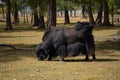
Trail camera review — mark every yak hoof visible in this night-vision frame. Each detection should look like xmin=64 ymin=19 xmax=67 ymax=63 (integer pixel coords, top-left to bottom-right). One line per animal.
xmin=60 ymin=58 xmax=64 ymax=61
xmin=93 ymin=57 xmax=96 ymax=61
xmin=85 ymin=58 xmax=89 ymax=61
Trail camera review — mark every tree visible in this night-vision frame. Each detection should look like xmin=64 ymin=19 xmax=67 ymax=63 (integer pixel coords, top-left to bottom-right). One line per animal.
xmin=33 ymin=6 xmax=39 ymax=26
xmin=28 ymin=0 xmax=47 ymax=28
xmin=109 ymin=1 xmax=114 ymax=25
xmin=5 ymin=0 xmax=12 ymax=30
xmin=64 ymin=0 xmax=70 ymax=24
xmin=87 ymin=0 xmax=95 ymax=24
xmin=96 ymin=3 xmax=103 ymax=25
xmin=0 ymin=2 xmax=5 ymax=19
xmin=12 ymin=0 xmax=19 ymax=24
xmin=47 ymin=0 xmax=56 ymax=26
xmin=108 ymin=0 xmax=120 ymax=25
xmin=38 ymin=0 xmax=47 ymax=29
xmin=81 ymin=4 xmax=86 ymax=18
xmin=27 ymin=0 xmax=39 ymax=26
xmin=56 ymin=0 xmax=64 ymax=18
xmin=38 ymin=16 xmax=45 ymax=29
xmin=103 ymin=0 xmax=111 ymax=26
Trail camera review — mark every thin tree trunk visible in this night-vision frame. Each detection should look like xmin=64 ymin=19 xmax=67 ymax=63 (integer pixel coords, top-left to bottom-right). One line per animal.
xmin=111 ymin=14 xmax=114 ymax=25
xmin=64 ymin=0 xmax=70 ymax=24
xmin=81 ymin=4 xmax=86 ymax=18
xmin=111 ymin=4 xmax=114 ymax=26
xmin=60 ymin=10 xmax=63 ymax=17
xmin=33 ymin=6 xmax=39 ymax=26
xmin=96 ymin=3 xmax=103 ymax=25
xmin=23 ymin=10 xmax=26 ymax=23
xmin=88 ymin=0 xmax=95 ymax=24
xmin=38 ymin=16 xmax=45 ymax=29
xmin=1 ymin=5 xmax=5 ymax=19
xmin=20 ymin=10 xmax=23 ymax=17
xmin=70 ymin=10 xmax=72 ymax=17
xmin=5 ymin=0 xmax=12 ymax=30
xmin=26 ymin=7 xmax=28 ymax=23
xmin=13 ymin=1 xmax=19 ymax=24
xmin=47 ymin=0 xmax=56 ymax=27
xmin=103 ymin=0 xmax=111 ymax=26
xmin=64 ymin=6 xmax=70 ymax=24
xmin=74 ymin=9 xmax=77 ymax=17
xmin=31 ymin=9 xmax=34 ymax=24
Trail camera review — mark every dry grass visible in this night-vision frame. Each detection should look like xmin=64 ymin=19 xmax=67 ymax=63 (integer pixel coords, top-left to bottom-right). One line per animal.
xmin=0 ymin=22 xmax=120 ymax=80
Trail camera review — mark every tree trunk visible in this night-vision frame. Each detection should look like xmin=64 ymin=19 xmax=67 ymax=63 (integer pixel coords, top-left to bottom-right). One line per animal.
xmin=111 ymin=14 xmax=114 ymax=26
xmin=64 ymin=0 xmax=70 ymax=24
xmin=31 ymin=9 xmax=34 ymax=24
xmin=38 ymin=16 xmax=45 ymax=29
xmin=5 ymin=0 xmax=12 ymax=30
xmin=88 ymin=0 xmax=95 ymax=24
xmin=26 ymin=7 xmax=29 ymax=23
xmin=1 ymin=5 xmax=5 ymax=19
xmin=47 ymin=0 xmax=56 ymax=27
xmin=111 ymin=4 xmax=114 ymax=26
xmin=23 ymin=10 xmax=26 ymax=23
xmin=74 ymin=9 xmax=77 ymax=17
xmin=20 ymin=10 xmax=23 ymax=17
xmin=13 ymin=1 xmax=19 ymax=24
xmin=81 ymin=4 xmax=86 ymax=18
xmin=33 ymin=6 xmax=39 ymax=26
xmin=70 ymin=10 xmax=72 ymax=17
xmin=60 ymin=10 xmax=63 ymax=17
xmin=103 ymin=0 xmax=111 ymax=26
xmin=96 ymin=3 xmax=103 ymax=25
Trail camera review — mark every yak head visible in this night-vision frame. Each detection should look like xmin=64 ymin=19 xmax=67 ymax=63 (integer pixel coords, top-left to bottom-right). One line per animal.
xmin=35 ymin=44 xmax=48 ymax=61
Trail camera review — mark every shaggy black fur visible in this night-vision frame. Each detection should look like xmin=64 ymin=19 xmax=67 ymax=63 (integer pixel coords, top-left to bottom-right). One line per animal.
xmin=36 ymin=22 xmax=96 ymax=61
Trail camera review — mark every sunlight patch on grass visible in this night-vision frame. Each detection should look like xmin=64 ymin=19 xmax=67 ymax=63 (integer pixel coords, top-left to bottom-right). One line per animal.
xmin=0 ymin=31 xmax=44 ymax=44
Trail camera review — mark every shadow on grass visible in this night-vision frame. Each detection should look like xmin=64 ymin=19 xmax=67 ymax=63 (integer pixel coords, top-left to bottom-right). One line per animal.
xmin=0 ymin=49 xmax=36 ymax=62
xmin=0 ymin=23 xmax=46 ymax=32
xmin=94 ymin=26 xmax=120 ymax=31
xmin=0 ymin=36 xmax=37 ymax=38
xmin=1 ymin=40 xmax=120 ymax=62
xmin=96 ymin=40 xmax=120 ymax=51
xmin=64 ymin=58 xmax=120 ymax=62
xmin=0 ymin=44 xmax=37 ymax=62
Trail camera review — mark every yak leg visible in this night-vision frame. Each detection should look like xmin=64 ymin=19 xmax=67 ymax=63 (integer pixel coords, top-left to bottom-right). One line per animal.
xmin=57 ymin=45 xmax=67 ymax=61
xmin=84 ymin=35 xmax=96 ymax=61
xmin=48 ymin=55 xmax=53 ymax=61
xmin=91 ymin=47 xmax=96 ymax=61
xmin=84 ymin=40 xmax=89 ymax=61
xmin=85 ymin=54 xmax=89 ymax=61
xmin=92 ymin=53 xmax=96 ymax=61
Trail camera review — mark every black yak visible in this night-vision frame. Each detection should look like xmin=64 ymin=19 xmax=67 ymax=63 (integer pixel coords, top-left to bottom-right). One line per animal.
xmin=36 ymin=22 xmax=96 ymax=61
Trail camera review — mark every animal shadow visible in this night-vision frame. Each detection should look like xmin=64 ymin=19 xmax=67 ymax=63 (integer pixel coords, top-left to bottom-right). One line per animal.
xmin=64 ymin=58 xmax=120 ymax=62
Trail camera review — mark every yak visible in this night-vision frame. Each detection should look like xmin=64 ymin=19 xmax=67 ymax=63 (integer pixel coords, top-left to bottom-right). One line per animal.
xmin=35 ymin=22 xmax=96 ymax=61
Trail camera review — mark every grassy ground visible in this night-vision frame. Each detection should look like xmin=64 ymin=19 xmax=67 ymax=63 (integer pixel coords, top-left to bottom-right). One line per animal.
xmin=0 ymin=22 xmax=120 ymax=80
